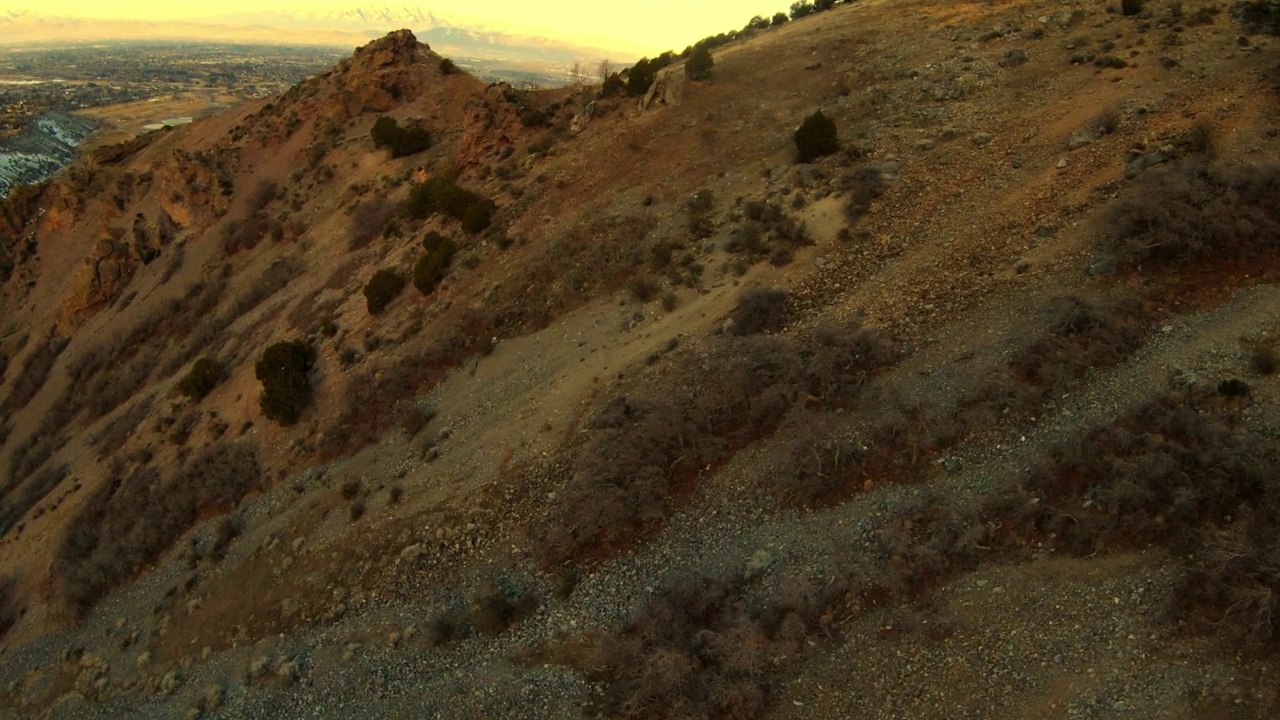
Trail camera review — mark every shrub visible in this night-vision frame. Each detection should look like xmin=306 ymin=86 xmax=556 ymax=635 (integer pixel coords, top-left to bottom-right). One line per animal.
xmin=461 ymin=199 xmax=495 ymax=235
xmin=0 ymin=576 xmax=14 ymax=638
xmin=440 ymin=58 xmax=457 ymax=74
xmin=1097 ymin=161 xmax=1280 ymax=267
xmin=1121 ymin=0 xmax=1143 ymax=15
xmin=730 ymin=289 xmax=790 ymax=335
xmin=407 ymin=175 xmax=494 ymax=232
xmin=177 ymin=358 xmax=224 ymax=400
xmin=1252 ymin=345 xmax=1278 ymax=375
xmin=791 ymin=0 xmax=816 ymax=19
xmin=685 ymin=45 xmax=714 ymax=81
xmin=772 ymin=11 xmax=789 ymax=25
xmin=842 ymin=166 xmax=887 ymax=222
xmin=363 ymin=269 xmax=405 ymax=315
xmin=414 ymin=234 xmax=456 ymax=295
xmin=370 ymin=116 xmax=432 ymax=158
xmin=348 ymin=197 xmax=395 ymax=251
xmin=625 ymin=58 xmax=658 ymax=96
xmin=0 ymin=334 xmax=68 ymax=417
xmin=601 ymin=72 xmax=625 ymax=96
xmin=794 ymin=110 xmax=838 ymax=163
xmin=468 ymin=584 xmax=539 ymax=636
xmin=255 ymin=341 xmax=317 ymax=426
xmin=52 ymin=444 xmax=261 ymax=615
xmin=1238 ymin=0 xmax=1280 ymax=32
xmin=627 ymin=275 xmax=661 ymax=302
xmin=1093 ymin=107 xmax=1121 ymax=135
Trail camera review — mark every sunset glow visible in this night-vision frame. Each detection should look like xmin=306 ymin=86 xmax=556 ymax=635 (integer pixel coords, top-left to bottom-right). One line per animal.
xmin=3 ymin=1 xmax=795 ymax=55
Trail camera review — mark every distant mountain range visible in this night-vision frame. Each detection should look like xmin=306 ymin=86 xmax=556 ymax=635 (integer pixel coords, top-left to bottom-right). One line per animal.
xmin=0 ymin=6 xmax=626 ymax=67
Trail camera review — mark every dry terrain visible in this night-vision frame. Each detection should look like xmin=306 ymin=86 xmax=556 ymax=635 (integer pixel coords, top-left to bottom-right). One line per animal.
xmin=1 ymin=0 xmax=1279 ymax=718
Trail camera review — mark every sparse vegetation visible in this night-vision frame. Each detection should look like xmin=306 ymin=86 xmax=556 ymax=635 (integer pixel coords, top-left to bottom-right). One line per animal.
xmin=0 ymin=333 xmax=69 ymax=417
xmin=413 ymin=233 xmax=456 ymax=295
xmin=0 ymin=576 xmax=15 ymax=638
xmin=1252 ymin=344 xmax=1278 ymax=375
xmin=177 ymin=358 xmax=224 ymax=401
xmin=255 ymin=340 xmax=317 ymax=426
xmin=685 ymin=45 xmax=714 ymax=81
xmin=407 ymin=174 xmax=495 ymax=235
xmin=794 ymin=110 xmax=838 ymax=162
xmin=348 ymin=197 xmax=396 ymax=251
xmin=529 ymin=319 xmax=900 ymax=567
xmin=1122 ymin=0 xmax=1144 ymax=15
xmin=1098 ymin=160 xmax=1280 ymax=266
xmin=52 ymin=443 xmax=261 ymax=615
xmin=369 ymin=116 xmax=432 ymax=158
xmin=363 ymin=269 xmax=406 ymax=315
xmin=729 ymin=288 xmax=790 ymax=335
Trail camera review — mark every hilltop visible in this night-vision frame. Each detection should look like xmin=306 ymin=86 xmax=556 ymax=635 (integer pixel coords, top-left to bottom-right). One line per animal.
xmin=1 ymin=1 xmax=1279 ymax=717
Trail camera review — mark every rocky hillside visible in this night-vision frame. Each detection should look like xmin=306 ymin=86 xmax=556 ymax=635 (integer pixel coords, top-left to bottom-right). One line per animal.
xmin=0 ymin=1 xmax=1279 ymax=718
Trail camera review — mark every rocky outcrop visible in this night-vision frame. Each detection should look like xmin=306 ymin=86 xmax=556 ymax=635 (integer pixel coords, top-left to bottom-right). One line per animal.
xmin=639 ymin=69 xmax=684 ymax=111
xmin=569 ymin=101 xmax=597 ymax=135
xmin=284 ymin=29 xmax=438 ymax=121
xmin=60 ymin=226 xmax=137 ymax=328
xmin=454 ymin=84 xmax=526 ymax=172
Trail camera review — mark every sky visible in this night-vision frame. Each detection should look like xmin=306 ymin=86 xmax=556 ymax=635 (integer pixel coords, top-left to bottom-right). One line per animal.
xmin=3 ymin=1 xmax=794 ymax=56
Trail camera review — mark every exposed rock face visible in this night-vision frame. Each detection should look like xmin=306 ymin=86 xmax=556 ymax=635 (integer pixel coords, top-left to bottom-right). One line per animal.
xmin=640 ymin=69 xmax=684 ymax=111
xmin=61 ymin=226 xmax=137 ymax=329
xmin=294 ymin=29 xmax=437 ymax=120
xmin=454 ymin=83 xmax=526 ymax=172
xmin=569 ymin=101 xmax=597 ymax=135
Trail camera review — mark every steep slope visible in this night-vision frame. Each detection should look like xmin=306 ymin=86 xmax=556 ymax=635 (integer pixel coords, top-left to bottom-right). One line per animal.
xmin=0 ymin=1 xmax=1279 ymax=717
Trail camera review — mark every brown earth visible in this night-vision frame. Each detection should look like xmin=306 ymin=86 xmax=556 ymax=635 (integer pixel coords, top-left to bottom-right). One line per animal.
xmin=1 ymin=1 xmax=1279 ymax=718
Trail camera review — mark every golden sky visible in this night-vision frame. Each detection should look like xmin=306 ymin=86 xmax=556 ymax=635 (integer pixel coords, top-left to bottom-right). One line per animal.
xmin=6 ymin=1 xmax=794 ymax=55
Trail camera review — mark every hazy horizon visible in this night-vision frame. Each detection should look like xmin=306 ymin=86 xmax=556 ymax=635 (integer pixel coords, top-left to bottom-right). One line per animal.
xmin=1 ymin=1 xmax=794 ymax=58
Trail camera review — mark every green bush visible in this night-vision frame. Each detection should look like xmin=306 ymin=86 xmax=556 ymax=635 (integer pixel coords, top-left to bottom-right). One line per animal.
xmin=1239 ymin=0 xmax=1280 ymax=32
xmin=601 ymin=72 xmax=625 ymax=96
xmin=461 ymin=200 xmax=496 ymax=234
xmin=794 ymin=110 xmax=839 ymax=163
xmin=177 ymin=358 xmax=224 ymax=400
xmin=685 ymin=45 xmax=714 ymax=81
xmin=363 ymin=269 xmax=406 ymax=315
xmin=370 ymin=116 xmax=432 ymax=158
xmin=772 ymin=11 xmax=789 ymax=25
xmin=407 ymin=175 xmax=496 ymax=234
xmin=790 ymin=0 xmax=816 ymax=19
xmin=414 ymin=234 xmax=456 ymax=295
xmin=255 ymin=341 xmax=317 ymax=426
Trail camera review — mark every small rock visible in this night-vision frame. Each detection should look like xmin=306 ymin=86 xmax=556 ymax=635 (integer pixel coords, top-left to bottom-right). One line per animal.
xmin=1014 ymin=259 xmax=1032 ymax=275
xmin=1088 ymin=260 xmax=1117 ymax=276
xmin=971 ymin=133 xmax=994 ymax=147
xmin=1056 ymin=158 xmax=1069 ymax=169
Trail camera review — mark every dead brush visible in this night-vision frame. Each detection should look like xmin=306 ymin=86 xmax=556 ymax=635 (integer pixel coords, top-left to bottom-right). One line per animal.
xmin=1097 ymin=160 xmax=1280 ymax=267
xmin=528 ymin=321 xmax=900 ymax=567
